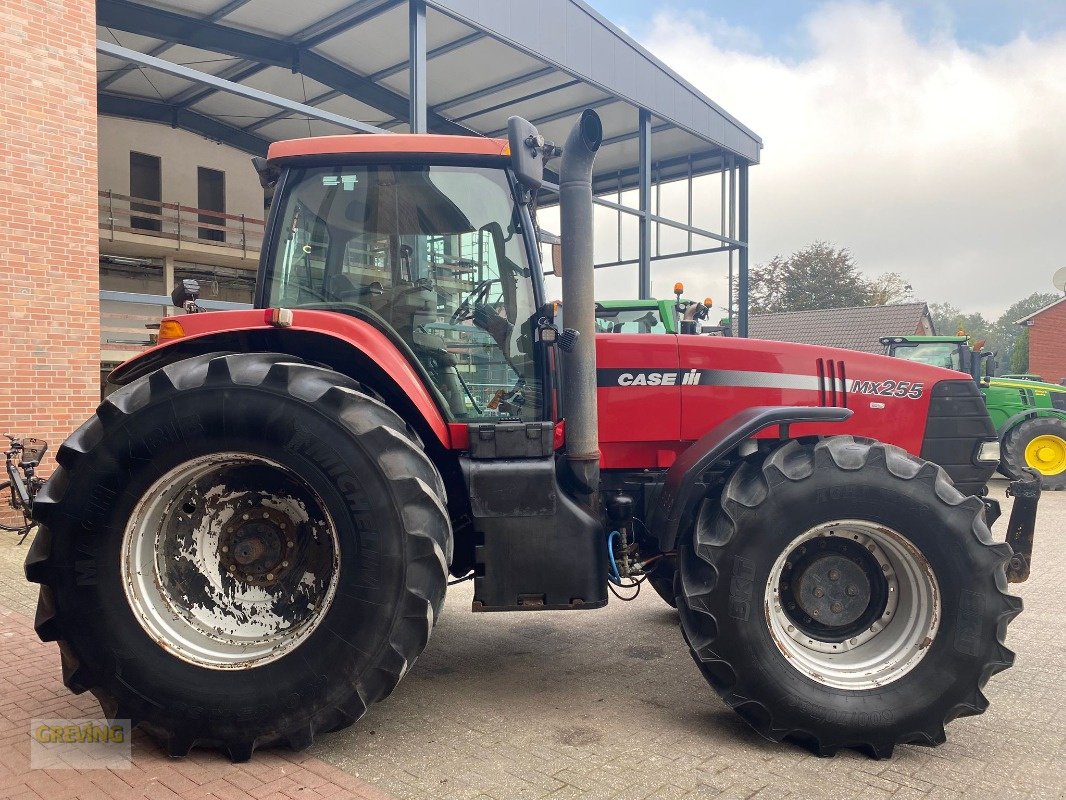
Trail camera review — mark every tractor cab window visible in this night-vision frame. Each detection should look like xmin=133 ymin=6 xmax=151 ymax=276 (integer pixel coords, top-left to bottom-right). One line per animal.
xmin=595 ymin=306 xmax=664 ymax=334
xmin=891 ymin=343 xmax=962 ymax=372
xmin=264 ymin=164 xmax=540 ymax=422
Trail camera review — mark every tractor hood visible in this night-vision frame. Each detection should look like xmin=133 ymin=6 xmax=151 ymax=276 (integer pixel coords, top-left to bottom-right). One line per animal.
xmin=595 ymin=332 xmax=992 ymax=473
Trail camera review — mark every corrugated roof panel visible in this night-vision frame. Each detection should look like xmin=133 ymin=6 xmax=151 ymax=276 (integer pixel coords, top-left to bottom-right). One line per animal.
xmin=312 ymin=4 xmax=411 ymax=76
xmin=223 ymin=0 xmax=357 ymax=38
xmin=105 ymin=69 xmax=198 ymax=99
xmin=189 ymin=91 xmax=282 ymax=120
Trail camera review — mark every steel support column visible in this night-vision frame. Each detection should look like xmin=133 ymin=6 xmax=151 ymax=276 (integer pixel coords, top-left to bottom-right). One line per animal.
xmin=738 ymin=162 xmax=750 ymax=338
xmin=409 ymin=0 xmax=428 ymax=134
xmin=637 ymin=108 xmax=652 ymax=299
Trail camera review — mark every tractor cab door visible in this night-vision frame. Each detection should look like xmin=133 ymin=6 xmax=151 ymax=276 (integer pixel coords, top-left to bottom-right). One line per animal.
xmin=262 ymin=163 xmax=545 ymax=423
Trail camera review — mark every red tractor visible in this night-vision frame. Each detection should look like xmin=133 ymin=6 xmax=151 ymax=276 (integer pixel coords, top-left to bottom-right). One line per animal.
xmin=26 ymin=111 xmax=1037 ymax=761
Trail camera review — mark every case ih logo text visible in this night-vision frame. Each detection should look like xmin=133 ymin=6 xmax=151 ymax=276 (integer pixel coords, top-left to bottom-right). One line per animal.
xmin=614 ymin=369 xmax=703 ymax=386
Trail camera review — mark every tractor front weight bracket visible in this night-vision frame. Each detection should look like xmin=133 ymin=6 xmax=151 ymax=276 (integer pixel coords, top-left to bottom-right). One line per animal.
xmin=1004 ymin=470 xmax=1041 ymax=583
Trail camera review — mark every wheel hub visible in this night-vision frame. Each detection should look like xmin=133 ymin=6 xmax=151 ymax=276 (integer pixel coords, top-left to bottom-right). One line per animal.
xmin=782 ymin=537 xmax=887 ymax=640
xmin=219 ymin=506 xmax=297 ymax=587
xmin=122 ymin=453 xmax=341 ymax=670
xmin=1025 ymin=434 xmax=1066 ymax=476
xmin=765 ymin=521 xmax=939 ymax=690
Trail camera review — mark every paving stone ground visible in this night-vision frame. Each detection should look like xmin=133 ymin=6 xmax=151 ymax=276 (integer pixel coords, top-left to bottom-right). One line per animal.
xmin=1 ymin=477 xmax=1063 ymax=799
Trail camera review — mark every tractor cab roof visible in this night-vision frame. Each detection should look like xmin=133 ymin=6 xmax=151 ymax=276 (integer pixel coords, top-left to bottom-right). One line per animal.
xmin=267 ymin=134 xmax=511 ymax=163
xmin=881 ymin=335 xmax=968 ymax=345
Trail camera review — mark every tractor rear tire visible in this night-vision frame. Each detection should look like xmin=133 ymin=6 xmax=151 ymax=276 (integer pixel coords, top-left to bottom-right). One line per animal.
xmin=677 ymin=436 xmax=1020 ymax=758
xmin=1001 ymin=417 xmax=1066 ymax=490
xmin=25 ymin=353 xmax=452 ymax=761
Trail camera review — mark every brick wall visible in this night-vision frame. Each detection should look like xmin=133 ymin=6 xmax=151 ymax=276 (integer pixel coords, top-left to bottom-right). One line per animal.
xmin=1027 ymin=299 xmax=1066 ymax=384
xmin=0 ymin=1 xmax=99 ymax=459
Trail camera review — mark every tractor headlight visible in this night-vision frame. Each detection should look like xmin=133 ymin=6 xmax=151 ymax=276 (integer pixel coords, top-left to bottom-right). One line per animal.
xmin=976 ymin=440 xmax=1001 ymax=464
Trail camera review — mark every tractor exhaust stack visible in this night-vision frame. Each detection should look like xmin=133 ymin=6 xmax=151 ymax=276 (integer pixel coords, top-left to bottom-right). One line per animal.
xmin=559 ymin=109 xmax=603 ymax=500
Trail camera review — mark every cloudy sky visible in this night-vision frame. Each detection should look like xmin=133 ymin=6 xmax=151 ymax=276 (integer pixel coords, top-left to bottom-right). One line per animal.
xmin=572 ymin=0 xmax=1066 ymax=318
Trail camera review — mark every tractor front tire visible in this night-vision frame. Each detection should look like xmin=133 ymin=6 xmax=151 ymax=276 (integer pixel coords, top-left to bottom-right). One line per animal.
xmin=25 ymin=353 xmax=451 ymax=761
xmin=1001 ymin=416 xmax=1066 ymax=490
xmin=677 ymin=436 xmax=1020 ymax=758
xmin=645 ymin=560 xmax=678 ymax=608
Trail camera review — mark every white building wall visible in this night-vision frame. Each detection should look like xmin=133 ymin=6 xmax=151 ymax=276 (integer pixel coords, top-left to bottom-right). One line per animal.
xmin=97 ymin=116 xmax=266 ymax=221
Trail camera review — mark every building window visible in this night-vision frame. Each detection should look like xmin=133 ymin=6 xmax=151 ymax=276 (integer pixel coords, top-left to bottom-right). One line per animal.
xmin=129 ymin=152 xmax=162 ymax=232
xmin=197 ymin=167 xmax=226 ymax=242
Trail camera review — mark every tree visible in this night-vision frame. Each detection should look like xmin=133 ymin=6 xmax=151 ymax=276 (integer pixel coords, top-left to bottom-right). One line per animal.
xmin=927 ymin=303 xmax=992 ymax=342
xmin=867 ymin=272 xmax=913 ymax=305
xmin=1010 ymin=327 xmax=1030 ymax=373
xmin=747 ymin=242 xmax=874 ymax=314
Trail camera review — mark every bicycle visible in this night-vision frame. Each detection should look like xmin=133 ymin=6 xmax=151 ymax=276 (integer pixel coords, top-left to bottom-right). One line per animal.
xmin=2 ymin=433 xmax=47 ymax=544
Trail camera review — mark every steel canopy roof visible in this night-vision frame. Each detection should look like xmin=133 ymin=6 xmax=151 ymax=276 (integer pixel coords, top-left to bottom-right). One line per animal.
xmin=96 ymin=0 xmax=762 ymax=195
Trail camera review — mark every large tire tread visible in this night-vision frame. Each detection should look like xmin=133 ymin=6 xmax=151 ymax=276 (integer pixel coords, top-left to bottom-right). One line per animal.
xmin=25 ymin=352 xmax=451 ymax=761
xmin=678 ymin=436 xmax=1020 ymax=759
xmin=1001 ymin=416 xmax=1066 ymax=490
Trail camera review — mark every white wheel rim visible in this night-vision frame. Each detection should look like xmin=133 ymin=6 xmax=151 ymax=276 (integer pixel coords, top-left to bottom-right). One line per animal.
xmin=764 ymin=520 xmax=940 ymax=690
xmin=122 ymin=453 xmax=340 ymax=670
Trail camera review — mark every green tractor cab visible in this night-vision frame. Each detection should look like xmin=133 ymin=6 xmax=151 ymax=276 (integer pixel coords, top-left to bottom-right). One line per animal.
xmin=883 ymin=335 xmax=1066 ymax=489
xmin=594 ymin=283 xmax=727 ymax=335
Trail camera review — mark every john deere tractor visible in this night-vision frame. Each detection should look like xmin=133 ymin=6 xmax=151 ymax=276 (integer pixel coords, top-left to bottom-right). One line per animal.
xmin=595 ymin=284 xmax=724 ymax=335
xmin=883 ymin=335 xmax=1066 ymax=489
xmin=25 ymin=112 xmax=1038 ymax=762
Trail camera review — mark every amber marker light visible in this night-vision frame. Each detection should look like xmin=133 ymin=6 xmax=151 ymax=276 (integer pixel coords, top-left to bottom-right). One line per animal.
xmin=157 ymin=319 xmax=186 ymax=341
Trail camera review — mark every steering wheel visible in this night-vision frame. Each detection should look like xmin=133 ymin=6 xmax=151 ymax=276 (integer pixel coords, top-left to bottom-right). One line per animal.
xmin=450 ymin=279 xmax=497 ymax=324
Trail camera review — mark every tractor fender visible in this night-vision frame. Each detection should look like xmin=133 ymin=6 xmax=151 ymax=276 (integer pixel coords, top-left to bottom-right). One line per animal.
xmin=649 ymin=406 xmax=852 ymax=552
xmin=999 ymin=407 xmax=1065 ymax=441
xmin=107 ymin=310 xmax=453 ymax=449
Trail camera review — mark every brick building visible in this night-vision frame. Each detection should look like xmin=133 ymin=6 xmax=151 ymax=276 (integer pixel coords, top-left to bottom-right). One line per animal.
xmin=0 ymin=1 xmax=99 ymax=451
xmin=1017 ymin=296 xmax=1066 ymax=384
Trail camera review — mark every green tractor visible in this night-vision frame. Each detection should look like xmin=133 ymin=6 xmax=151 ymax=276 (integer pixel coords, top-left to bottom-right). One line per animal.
xmin=883 ymin=335 xmax=1066 ymax=489
xmin=594 ymin=283 xmax=727 ymax=335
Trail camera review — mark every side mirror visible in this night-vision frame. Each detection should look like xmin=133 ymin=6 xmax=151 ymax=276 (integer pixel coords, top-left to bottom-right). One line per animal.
xmin=171 ymin=279 xmax=202 ymax=313
xmin=507 ymin=116 xmax=545 ymax=192
xmin=250 ymin=156 xmax=281 ymax=189
xmin=537 ymin=229 xmax=563 ymax=277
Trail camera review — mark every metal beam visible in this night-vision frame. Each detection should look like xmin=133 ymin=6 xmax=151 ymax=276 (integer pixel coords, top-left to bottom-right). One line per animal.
xmin=737 ymin=163 xmax=750 ymax=338
xmin=486 ymin=96 xmax=616 ymax=137
xmin=453 ymin=79 xmax=579 ymax=124
xmin=97 ymin=0 xmax=468 ymax=134
xmin=637 ymin=108 xmax=652 ymax=299
xmin=97 ymin=0 xmax=258 ymax=91
xmin=409 ymin=0 xmax=427 ymax=134
xmin=244 ymin=30 xmax=483 ymax=133
xmin=299 ymin=0 xmax=401 ymax=48
xmin=539 ymin=180 xmax=744 ymax=248
xmin=97 ymin=41 xmax=386 ymax=134
xmin=98 ymin=92 xmax=271 ymax=155
xmin=432 ymin=66 xmax=555 ymax=113
xmin=590 ymin=245 xmax=732 ymax=270
xmin=167 ymin=61 xmax=272 ymax=109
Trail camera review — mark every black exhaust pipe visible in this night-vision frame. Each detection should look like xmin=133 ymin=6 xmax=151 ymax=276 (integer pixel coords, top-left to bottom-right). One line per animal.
xmin=559 ymin=109 xmax=603 ymax=502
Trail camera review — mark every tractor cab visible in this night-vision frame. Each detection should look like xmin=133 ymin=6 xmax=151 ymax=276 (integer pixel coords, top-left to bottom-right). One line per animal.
xmin=881 ymin=335 xmax=994 ymax=383
xmin=261 ymin=140 xmax=543 ymax=421
xmin=593 ymin=283 xmax=718 ymax=335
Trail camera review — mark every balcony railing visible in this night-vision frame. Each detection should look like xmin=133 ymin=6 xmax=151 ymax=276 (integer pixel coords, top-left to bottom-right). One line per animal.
xmin=100 ymin=290 xmax=252 ymax=359
xmin=99 ymin=190 xmax=266 ymax=256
